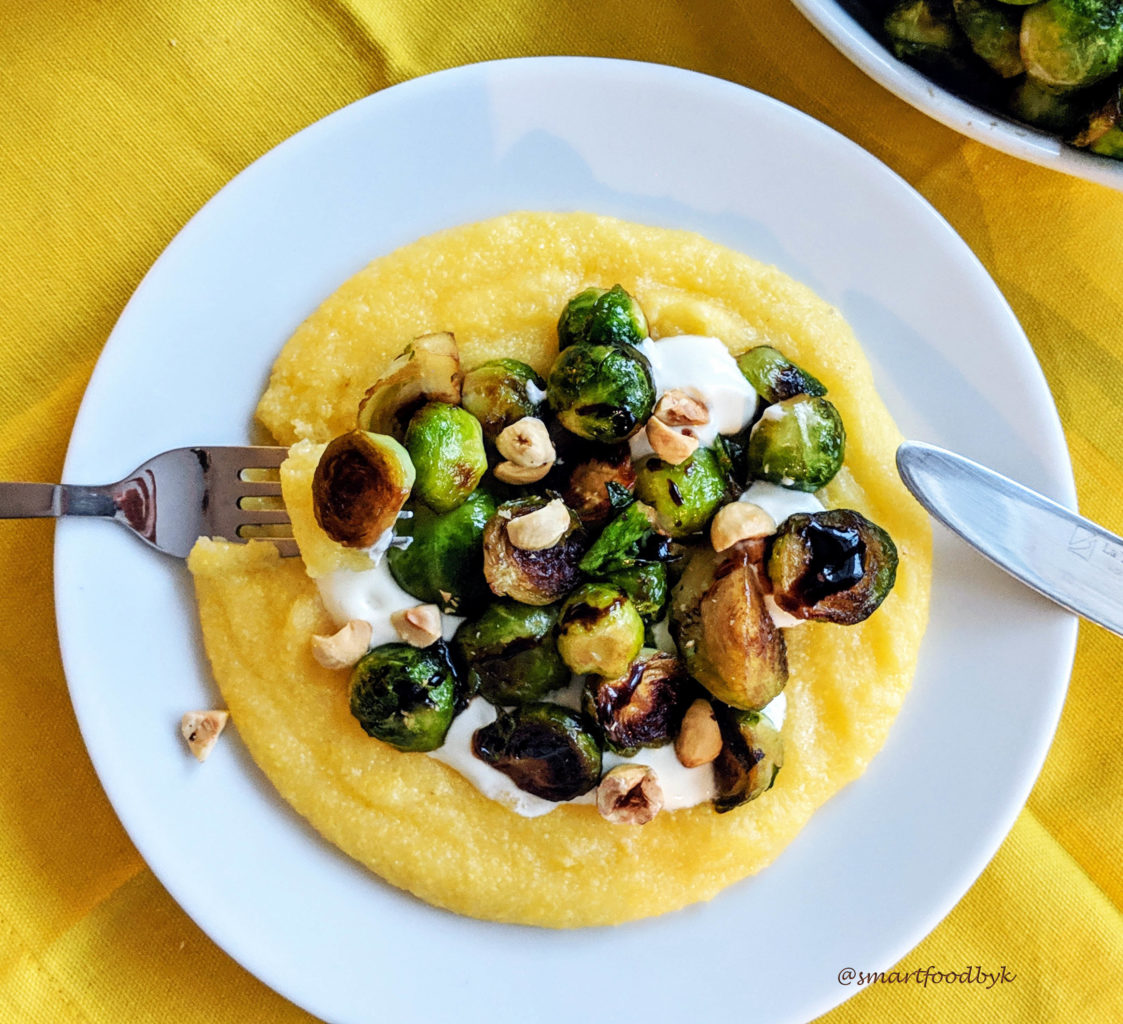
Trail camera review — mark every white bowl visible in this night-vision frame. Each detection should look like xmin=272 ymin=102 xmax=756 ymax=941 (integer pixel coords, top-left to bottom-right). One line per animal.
xmin=792 ymin=0 xmax=1123 ymax=191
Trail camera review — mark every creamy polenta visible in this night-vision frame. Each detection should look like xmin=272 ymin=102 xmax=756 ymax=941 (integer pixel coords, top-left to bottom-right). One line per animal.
xmin=187 ymin=212 xmax=931 ymax=927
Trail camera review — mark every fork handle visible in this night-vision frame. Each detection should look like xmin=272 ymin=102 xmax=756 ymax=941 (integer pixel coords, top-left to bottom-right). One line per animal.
xmin=0 ymin=482 xmax=117 ymax=519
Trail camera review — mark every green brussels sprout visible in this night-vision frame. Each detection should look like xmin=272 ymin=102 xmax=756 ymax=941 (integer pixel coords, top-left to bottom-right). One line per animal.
xmin=482 ymin=496 xmax=587 ymax=605
xmin=1008 ymin=77 xmax=1090 ymax=133
xmin=633 ymin=447 xmax=727 ymax=537
xmin=767 ymin=509 xmax=899 ymax=624
xmin=735 ymin=345 xmax=827 ymax=404
xmin=583 ymin=651 xmax=693 ymax=756
xmin=884 ymin=0 xmax=971 ymax=73
xmin=349 ymin=642 xmax=458 ymax=752
xmin=387 ymin=489 xmax=496 ymax=614
xmin=712 ymin=705 xmax=784 ymax=813
xmin=1022 ymin=0 xmax=1123 ymax=90
xmin=584 ymin=284 xmax=649 ymax=347
xmin=547 ymin=342 xmax=655 ymax=443
xmin=1072 ymin=84 xmax=1123 ymax=157
xmin=745 ymin=395 xmax=845 ymax=492
xmin=453 ymin=601 xmax=570 ymax=705
xmin=556 ymin=582 xmax=645 ymax=678
xmin=460 ymin=359 xmax=547 ymax=440
xmin=670 ymin=547 xmax=788 ymax=710
xmin=953 ymin=0 xmax=1024 ymax=77
xmin=403 ymin=401 xmax=488 ymax=513
xmin=472 ymin=702 xmax=602 ymax=801
xmin=312 ymin=429 xmax=416 ymax=548
xmin=601 ymin=561 xmax=669 ymax=625
xmin=557 ymin=287 xmax=607 ymax=349
xmin=578 ymin=500 xmax=669 ymax=575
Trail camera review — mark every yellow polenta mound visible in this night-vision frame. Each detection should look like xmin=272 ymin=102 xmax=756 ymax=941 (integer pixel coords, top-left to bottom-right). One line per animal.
xmin=188 ymin=212 xmax=931 ymax=928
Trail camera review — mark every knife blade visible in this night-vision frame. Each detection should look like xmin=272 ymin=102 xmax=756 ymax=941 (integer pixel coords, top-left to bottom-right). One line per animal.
xmin=896 ymin=440 xmax=1123 ymax=637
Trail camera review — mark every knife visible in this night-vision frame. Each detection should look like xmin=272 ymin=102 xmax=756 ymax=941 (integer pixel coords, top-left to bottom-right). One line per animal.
xmin=896 ymin=440 xmax=1123 ymax=637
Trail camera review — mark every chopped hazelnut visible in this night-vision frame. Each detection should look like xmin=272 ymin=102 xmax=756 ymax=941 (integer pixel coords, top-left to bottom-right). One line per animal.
xmin=506 ymin=498 xmax=571 ymax=551
xmin=391 ymin=604 xmax=442 ymax=647
xmin=493 ymin=459 xmax=552 ymax=485
xmin=311 ymin=619 xmax=373 ymax=670
xmin=597 ymin=764 xmax=664 ymax=825
xmin=675 ymin=699 xmax=723 ymax=768
xmin=496 ymin=416 xmax=555 ymax=468
xmin=710 ymin=501 xmax=777 ymax=552
xmin=645 ymin=415 xmax=699 ymax=465
xmin=181 ymin=710 xmax=229 ymax=762
xmin=654 ymin=388 xmax=710 ymax=426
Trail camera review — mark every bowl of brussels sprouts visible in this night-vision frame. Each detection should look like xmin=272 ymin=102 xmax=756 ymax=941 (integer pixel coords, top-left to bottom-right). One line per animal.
xmin=792 ymin=0 xmax=1123 ymax=190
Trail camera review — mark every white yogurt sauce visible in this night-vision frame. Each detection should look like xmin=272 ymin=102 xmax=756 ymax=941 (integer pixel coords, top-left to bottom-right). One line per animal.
xmin=630 ymin=335 xmax=758 ymax=460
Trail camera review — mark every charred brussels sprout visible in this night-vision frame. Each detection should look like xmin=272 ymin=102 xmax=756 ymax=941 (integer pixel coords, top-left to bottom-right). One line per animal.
xmin=547 ymin=342 xmax=655 ymax=443
xmin=357 ymin=332 xmax=462 ymax=438
xmin=583 ymin=651 xmax=693 ymax=755
xmin=1022 ymin=0 xmax=1123 ymax=90
xmin=633 ymin=447 xmax=727 ymax=537
xmin=1072 ymin=85 xmax=1123 ymax=157
xmin=735 ymin=346 xmax=826 ymax=404
xmin=745 ymin=395 xmax=845 ymax=492
xmin=312 ymin=430 xmax=415 ymax=547
xmin=767 ymin=509 xmax=898 ymax=624
xmin=953 ymin=0 xmax=1024 ymax=77
xmin=453 ymin=601 xmax=569 ymax=705
xmin=472 ymin=702 xmax=602 ymax=801
xmin=387 ymin=489 xmax=496 ymax=614
xmin=584 ymin=284 xmax=649 ymax=347
xmin=558 ymin=441 xmax=636 ymax=524
xmin=557 ymin=287 xmax=606 ymax=349
xmin=670 ymin=547 xmax=787 ymax=710
xmin=403 ymin=401 xmax=488 ymax=513
xmin=349 ymin=642 xmax=458 ymax=752
xmin=1009 ymin=77 xmax=1089 ymax=133
xmin=460 ymin=359 xmax=547 ymax=440
xmin=557 ymin=583 xmax=645 ymax=678
xmin=884 ymin=0 xmax=970 ymax=73
xmin=482 ymin=496 xmax=587 ymax=605
xmin=712 ymin=706 xmax=784 ymax=813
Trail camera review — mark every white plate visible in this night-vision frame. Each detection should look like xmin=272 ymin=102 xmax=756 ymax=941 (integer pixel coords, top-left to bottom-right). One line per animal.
xmin=791 ymin=0 xmax=1123 ymax=192
xmin=55 ymin=58 xmax=1076 ymax=1024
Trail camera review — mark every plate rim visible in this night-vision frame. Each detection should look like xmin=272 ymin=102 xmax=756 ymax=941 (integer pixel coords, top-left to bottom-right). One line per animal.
xmin=53 ymin=55 xmax=1078 ymax=1024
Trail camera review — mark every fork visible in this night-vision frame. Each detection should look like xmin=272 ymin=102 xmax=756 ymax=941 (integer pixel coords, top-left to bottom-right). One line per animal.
xmin=0 ymin=446 xmax=297 ymax=558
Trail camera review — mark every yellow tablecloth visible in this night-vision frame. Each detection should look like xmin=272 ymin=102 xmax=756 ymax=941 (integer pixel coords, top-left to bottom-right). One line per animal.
xmin=3 ymin=1 xmax=1121 ymax=1020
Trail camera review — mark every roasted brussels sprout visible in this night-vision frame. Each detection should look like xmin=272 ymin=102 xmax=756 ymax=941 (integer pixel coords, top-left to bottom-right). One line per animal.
xmin=712 ymin=705 xmax=784 ymax=813
xmin=460 ymin=359 xmax=547 ymax=440
xmin=952 ymin=0 xmax=1024 ymax=77
xmin=601 ymin=561 xmax=669 ymax=625
xmin=767 ymin=509 xmax=899 ymax=624
xmin=578 ymin=499 xmax=670 ymax=575
xmin=403 ymin=401 xmax=488 ymax=513
xmin=558 ymin=441 xmax=636 ymax=524
xmin=1072 ymin=84 xmax=1123 ymax=156
xmin=387 ymin=489 xmax=496 ymax=613
xmin=1022 ymin=0 xmax=1123 ymax=90
xmin=584 ymin=284 xmax=649 ymax=347
xmin=547 ymin=342 xmax=655 ymax=443
xmin=472 ymin=702 xmax=602 ymax=801
xmin=1008 ymin=77 xmax=1089 ymax=133
xmin=583 ymin=651 xmax=693 ymax=755
xmin=349 ymin=642 xmax=458 ymax=752
xmin=735 ymin=345 xmax=826 ymax=404
xmin=312 ymin=430 xmax=415 ymax=548
xmin=633 ymin=447 xmax=727 ymax=537
xmin=482 ymin=496 xmax=587 ymax=604
xmin=453 ymin=601 xmax=569 ymax=705
xmin=357 ymin=332 xmax=462 ymax=438
xmin=556 ymin=286 xmax=606 ymax=349
xmin=670 ymin=547 xmax=788 ymax=710
xmin=884 ymin=0 xmax=970 ymax=73
xmin=556 ymin=582 xmax=645 ymax=678
xmin=745 ymin=395 xmax=845 ymax=492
